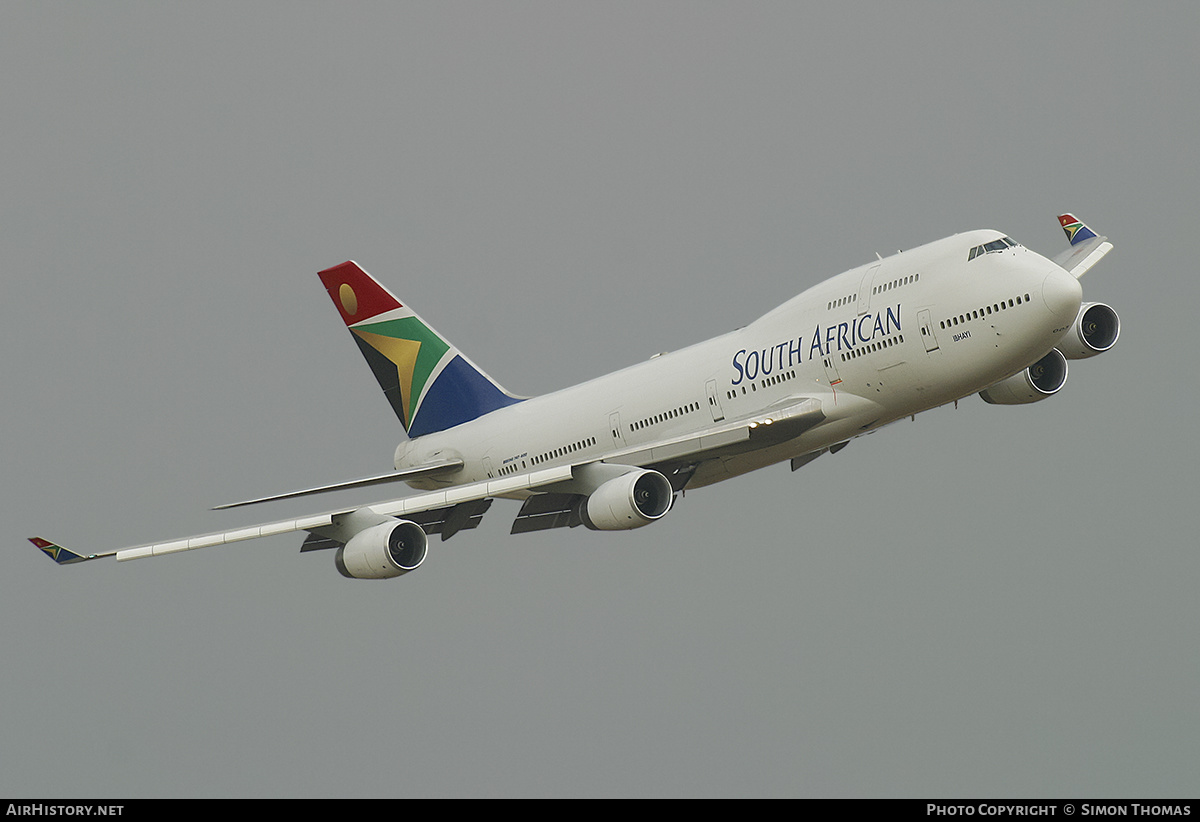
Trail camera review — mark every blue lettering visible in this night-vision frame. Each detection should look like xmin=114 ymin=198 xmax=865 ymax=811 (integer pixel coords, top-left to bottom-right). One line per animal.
xmin=810 ymin=324 xmax=825 ymax=358
xmin=731 ymin=349 xmax=746 ymax=385
xmin=728 ymin=304 xmax=901 ymax=387
xmin=886 ymin=304 xmax=902 ymax=333
xmin=760 ymin=346 xmax=774 ymax=376
xmin=857 ymin=314 xmax=873 ymax=343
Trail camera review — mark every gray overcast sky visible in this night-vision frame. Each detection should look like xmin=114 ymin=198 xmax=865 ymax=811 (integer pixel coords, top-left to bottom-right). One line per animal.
xmin=3 ymin=2 xmax=1197 ymax=798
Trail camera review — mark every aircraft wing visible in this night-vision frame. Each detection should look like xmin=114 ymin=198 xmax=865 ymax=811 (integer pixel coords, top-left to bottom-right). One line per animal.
xmin=30 ymin=464 xmax=575 ymax=566
xmin=31 ymin=397 xmax=826 ymax=564
xmin=211 ymin=458 xmax=464 ymax=510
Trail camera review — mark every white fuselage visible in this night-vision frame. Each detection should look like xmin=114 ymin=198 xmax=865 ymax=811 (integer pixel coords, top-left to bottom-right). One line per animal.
xmin=397 ymin=230 xmax=1083 ymax=491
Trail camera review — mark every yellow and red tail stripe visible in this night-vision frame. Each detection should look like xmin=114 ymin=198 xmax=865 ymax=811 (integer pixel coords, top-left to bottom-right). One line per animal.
xmin=318 ymin=262 xmax=520 ymax=437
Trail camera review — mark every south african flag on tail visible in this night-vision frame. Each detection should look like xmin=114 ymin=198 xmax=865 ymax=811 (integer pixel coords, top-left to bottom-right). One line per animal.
xmin=318 ymin=261 xmax=523 ymax=438
xmin=29 ymin=537 xmax=94 ymax=565
xmin=1058 ymin=214 xmax=1099 ymax=246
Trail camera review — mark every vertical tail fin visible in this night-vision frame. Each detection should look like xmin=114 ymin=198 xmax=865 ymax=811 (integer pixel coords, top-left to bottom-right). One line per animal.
xmin=318 ymin=261 xmax=522 ymax=438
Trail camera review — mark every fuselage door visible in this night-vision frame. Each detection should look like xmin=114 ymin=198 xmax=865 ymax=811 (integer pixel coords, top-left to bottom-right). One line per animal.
xmin=609 ymin=411 xmax=625 ymax=448
xmin=918 ymin=308 xmax=940 ymax=352
xmin=858 ymin=264 xmax=881 ymax=315
xmin=823 ymin=355 xmax=843 ymax=391
xmin=705 ymin=379 xmax=725 ymax=422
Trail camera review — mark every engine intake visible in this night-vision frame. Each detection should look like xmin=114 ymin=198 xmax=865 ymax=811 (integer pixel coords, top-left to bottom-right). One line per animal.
xmin=1058 ymin=302 xmax=1120 ymax=359
xmin=581 ymin=469 xmax=674 ymax=531
xmin=335 ymin=520 xmax=428 ymax=579
xmin=979 ymin=349 xmax=1068 ymax=405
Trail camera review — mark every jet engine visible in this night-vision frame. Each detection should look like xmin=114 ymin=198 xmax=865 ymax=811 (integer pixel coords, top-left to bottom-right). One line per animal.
xmin=335 ymin=520 xmax=428 ymax=579
xmin=580 ymin=469 xmax=674 ymax=531
xmin=979 ymin=349 xmax=1069 ymax=405
xmin=1057 ymin=302 xmax=1120 ymax=359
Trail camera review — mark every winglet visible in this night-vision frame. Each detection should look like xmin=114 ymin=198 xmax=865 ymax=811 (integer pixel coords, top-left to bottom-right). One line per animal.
xmin=1058 ymin=213 xmax=1099 ymax=246
xmin=29 ymin=537 xmax=97 ymax=565
xmin=1052 ymin=213 xmax=1112 ymax=278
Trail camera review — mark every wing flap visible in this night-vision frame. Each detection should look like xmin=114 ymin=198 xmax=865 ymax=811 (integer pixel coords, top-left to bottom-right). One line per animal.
xmin=510 ymin=493 xmax=582 ymax=534
xmin=406 ymin=498 xmax=494 ymax=541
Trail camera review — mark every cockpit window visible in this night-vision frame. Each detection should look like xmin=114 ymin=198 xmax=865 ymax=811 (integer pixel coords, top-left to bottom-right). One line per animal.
xmin=968 ymin=237 xmax=1019 ymax=261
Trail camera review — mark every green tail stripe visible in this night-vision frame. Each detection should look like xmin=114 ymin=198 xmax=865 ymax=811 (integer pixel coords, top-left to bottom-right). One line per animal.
xmin=350 ymin=316 xmax=452 ymax=431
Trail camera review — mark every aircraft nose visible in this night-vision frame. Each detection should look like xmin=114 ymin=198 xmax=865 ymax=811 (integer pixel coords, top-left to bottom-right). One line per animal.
xmin=1042 ymin=268 xmax=1082 ymax=319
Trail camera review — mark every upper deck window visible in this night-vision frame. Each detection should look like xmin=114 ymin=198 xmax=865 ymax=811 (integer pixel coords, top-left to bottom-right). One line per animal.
xmin=967 ymin=236 xmax=1019 ymax=261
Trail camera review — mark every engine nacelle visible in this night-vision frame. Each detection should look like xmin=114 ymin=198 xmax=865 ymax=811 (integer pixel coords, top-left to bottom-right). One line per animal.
xmin=1058 ymin=302 xmax=1120 ymax=359
xmin=335 ymin=520 xmax=428 ymax=579
xmin=979 ymin=348 xmax=1069 ymax=405
xmin=581 ymin=469 xmax=674 ymax=531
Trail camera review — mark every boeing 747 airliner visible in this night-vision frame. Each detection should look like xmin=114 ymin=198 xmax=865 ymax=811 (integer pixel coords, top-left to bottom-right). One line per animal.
xmin=31 ymin=214 xmax=1119 ymax=579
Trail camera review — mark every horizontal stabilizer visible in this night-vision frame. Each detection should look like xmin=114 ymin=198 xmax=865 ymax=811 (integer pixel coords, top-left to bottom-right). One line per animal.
xmin=212 ymin=460 xmax=464 ymax=510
